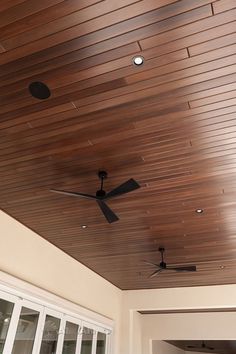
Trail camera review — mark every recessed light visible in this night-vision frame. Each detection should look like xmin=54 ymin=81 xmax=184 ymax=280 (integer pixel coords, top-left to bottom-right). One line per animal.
xmin=29 ymin=81 xmax=51 ymax=100
xmin=81 ymin=225 xmax=87 ymax=229
xmin=220 ymin=265 xmax=225 ymax=269
xmin=132 ymin=55 xmax=144 ymax=66
xmin=195 ymin=208 xmax=204 ymax=214
xmin=4 ymin=318 xmax=9 ymax=323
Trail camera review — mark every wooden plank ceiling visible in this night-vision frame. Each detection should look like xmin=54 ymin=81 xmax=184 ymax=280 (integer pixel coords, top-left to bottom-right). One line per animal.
xmin=166 ymin=341 xmax=236 ymax=354
xmin=0 ymin=0 xmax=236 ymax=290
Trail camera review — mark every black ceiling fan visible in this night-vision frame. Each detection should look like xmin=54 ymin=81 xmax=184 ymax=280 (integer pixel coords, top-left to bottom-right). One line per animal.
xmin=144 ymin=247 xmax=197 ymax=278
xmin=51 ymin=170 xmax=140 ymax=223
xmin=187 ymin=341 xmax=214 ymax=351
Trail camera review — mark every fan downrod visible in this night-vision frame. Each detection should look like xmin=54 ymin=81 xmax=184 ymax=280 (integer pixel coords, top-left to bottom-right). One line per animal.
xmin=96 ymin=170 xmax=108 ymax=197
xmin=158 ymin=247 xmax=167 ymax=269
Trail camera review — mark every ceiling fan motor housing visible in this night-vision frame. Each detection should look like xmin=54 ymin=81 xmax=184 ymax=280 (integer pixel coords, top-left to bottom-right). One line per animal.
xmin=160 ymin=261 xmax=167 ymax=269
xmin=96 ymin=189 xmax=106 ymax=197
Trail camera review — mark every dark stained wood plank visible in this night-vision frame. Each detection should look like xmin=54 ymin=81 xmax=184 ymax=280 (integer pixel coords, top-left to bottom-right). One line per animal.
xmin=0 ymin=0 xmax=64 ymax=28
xmin=0 ymin=47 xmax=187 ymax=102
xmin=213 ymin=0 xmax=236 ymax=14
xmin=140 ymin=7 xmax=236 ymax=49
xmin=0 ymin=3 xmax=212 ymax=63
xmin=0 ymin=0 xmax=27 ymax=12
xmin=0 ymin=41 xmax=140 ymax=81
xmin=166 ymin=341 xmax=236 ymax=354
xmin=0 ymin=0 xmax=236 ymax=290
xmin=3 ymin=0 xmax=215 ymax=51
xmin=139 ymin=308 xmax=236 ymax=314
xmin=188 ymin=32 xmax=236 ymax=56
xmin=189 ymin=90 xmax=236 ymax=108
xmin=0 ymin=5 xmax=220 ymax=76
xmin=1 ymin=0 xmax=143 ymax=49
xmin=0 ymin=44 xmax=5 ymax=54
xmin=0 ymin=43 xmax=141 ymax=92
xmin=0 ymin=0 xmax=103 ymax=40
xmin=70 ymin=63 xmax=236 ymax=116
xmin=126 ymin=44 xmax=236 ymax=85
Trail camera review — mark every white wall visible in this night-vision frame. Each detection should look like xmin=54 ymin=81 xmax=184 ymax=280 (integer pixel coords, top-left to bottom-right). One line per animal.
xmin=0 ymin=210 xmax=122 ymax=353
xmin=142 ymin=312 xmax=236 ymax=339
xmin=121 ymin=286 xmax=236 ymax=354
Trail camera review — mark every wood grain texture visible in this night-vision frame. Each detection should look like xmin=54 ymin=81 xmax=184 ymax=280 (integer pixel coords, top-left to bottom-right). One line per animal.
xmin=0 ymin=0 xmax=236 ymax=290
xmin=139 ymin=309 xmax=236 ymax=314
xmin=213 ymin=0 xmax=236 ymax=14
xmin=166 ymin=341 xmax=236 ymax=354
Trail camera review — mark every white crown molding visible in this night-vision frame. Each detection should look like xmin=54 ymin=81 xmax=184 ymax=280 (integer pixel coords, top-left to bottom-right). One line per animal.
xmin=0 ymin=269 xmax=114 ymax=331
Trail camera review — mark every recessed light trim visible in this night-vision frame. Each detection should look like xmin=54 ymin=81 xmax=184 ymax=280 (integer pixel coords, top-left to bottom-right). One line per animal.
xmin=29 ymin=81 xmax=51 ymax=100
xmin=132 ymin=55 xmax=144 ymax=66
xmin=195 ymin=208 xmax=204 ymax=214
xmin=81 ymin=225 xmax=87 ymax=229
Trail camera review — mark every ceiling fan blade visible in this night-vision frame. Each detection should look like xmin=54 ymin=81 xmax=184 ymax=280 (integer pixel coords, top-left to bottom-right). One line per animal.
xmin=96 ymin=200 xmax=119 ymax=223
xmin=105 ymin=178 xmax=140 ymax=199
xmin=149 ymin=269 xmax=163 ymax=278
xmin=143 ymin=260 xmax=161 ymax=267
xmin=167 ymin=265 xmax=197 ymax=272
xmin=51 ymin=189 xmax=97 ymax=200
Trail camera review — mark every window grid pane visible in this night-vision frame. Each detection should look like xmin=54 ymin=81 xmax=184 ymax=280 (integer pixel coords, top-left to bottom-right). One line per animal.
xmin=0 ymin=299 xmax=14 ymax=354
xmin=0 ymin=293 xmax=111 ymax=354
xmin=96 ymin=332 xmax=106 ymax=354
xmin=80 ymin=327 xmax=94 ymax=354
xmin=11 ymin=306 xmax=39 ymax=354
xmin=62 ymin=321 xmax=79 ymax=354
xmin=39 ymin=315 xmax=60 ymax=354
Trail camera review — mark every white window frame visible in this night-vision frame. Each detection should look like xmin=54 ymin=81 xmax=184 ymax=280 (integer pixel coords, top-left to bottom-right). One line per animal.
xmin=80 ymin=321 xmax=97 ymax=354
xmin=95 ymin=327 xmax=111 ymax=354
xmin=0 ymin=281 xmax=113 ymax=354
xmin=81 ymin=321 xmax=109 ymax=354
xmin=35 ymin=307 xmax=64 ymax=354
xmin=3 ymin=298 xmax=44 ymax=354
xmin=60 ymin=314 xmax=82 ymax=354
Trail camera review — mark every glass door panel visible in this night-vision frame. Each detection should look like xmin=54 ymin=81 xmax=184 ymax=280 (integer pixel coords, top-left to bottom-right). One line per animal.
xmin=80 ymin=327 xmax=93 ymax=354
xmin=12 ymin=307 xmax=39 ymax=354
xmin=39 ymin=315 xmax=60 ymax=354
xmin=62 ymin=321 xmax=79 ymax=354
xmin=0 ymin=299 xmax=14 ymax=354
xmin=96 ymin=332 xmax=106 ymax=354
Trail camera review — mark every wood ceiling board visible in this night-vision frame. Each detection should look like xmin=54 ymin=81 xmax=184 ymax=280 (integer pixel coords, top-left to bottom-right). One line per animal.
xmin=139 ymin=7 xmax=236 ymax=50
xmin=166 ymin=341 xmax=236 ymax=354
xmin=0 ymin=0 xmax=236 ymax=289
xmin=140 ymin=309 xmax=236 ymax=314
xmin=0 ymin=0 xmax=65 ymax=29
xmin=0 ymin=0 xmax=103 ymax=40
xmin=0 ymin=1 xmax=28 ymax=13
xmin=0 ymin=2 xmax=212 ymax=64
xmin=213 ymin=0 xmax=236 ymax=14
xmin=188 ymin=32 xmax=236 ymax=56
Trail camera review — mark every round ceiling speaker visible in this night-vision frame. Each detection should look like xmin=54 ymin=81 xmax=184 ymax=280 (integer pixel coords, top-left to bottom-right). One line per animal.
xmin=29 ymin=81 xmax=51 ymax=100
